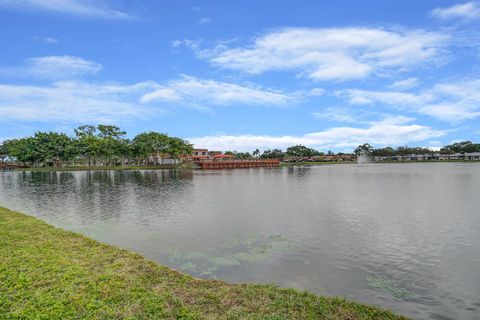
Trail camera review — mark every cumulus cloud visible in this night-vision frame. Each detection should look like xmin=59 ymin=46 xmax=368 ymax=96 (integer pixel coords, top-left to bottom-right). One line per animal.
xmin=0 ymin=74 xmax=299 ymax=122
xmin=389 ymin=77 xmax=419 ymax=90
xmin=0 ymin=81 xmax=157 ymax=123
xmin=1 ymin=56 xmax=102 ymax=79
xmin=192 ymin=27 xmax=448 ymax=81
xmin=140 ymin=75 xmax=298 ymax=108
xmin=431 ymin=1 xmax=480 ymax=21
xmin=339 ymin=79 xmax=480 ymax=122
xmin=188 ymin=116 xmax=445 ymax=151
xmin=0 ymin=0 xmax=134 ymax=19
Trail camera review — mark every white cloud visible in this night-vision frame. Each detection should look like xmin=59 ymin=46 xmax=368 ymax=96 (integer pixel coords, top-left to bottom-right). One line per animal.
xmin=0 ymin=81 xmax=157 ymax=123
xmin=194 ymin=27 xmax=448 ymax=81
xmin=340 ymin=79 xmax=480 ymax=122
xmin=309 ymin=88 xmax=325 ymax=96
xmin=34 ymin=36 xmax=59 ymax=44
xmin=1 ymin=56 xmax=102 ymax=79
xmin=313 ymin=107 xmax=366 ymax=124
xmin=189 ymin=116 xmax=445 ymax=151
xmin=389 ymin=77 xmax=419 ymax=90
xmin=0 ymin=0 xmax=134 ymax=19
xmin=431 ymin=1 xmax=480 ymax=21
xmin=340 ymin=89 xmax=430 ymax=106
xmin=141 ymin=88 xmax=181 ymax=103
xmin=197 ymin=17 xmax=211 ymax=25
xmin=0 ymin=74 xmax=299 ymax=122
xmin=140 ymin=75 xmax=298 ymax=108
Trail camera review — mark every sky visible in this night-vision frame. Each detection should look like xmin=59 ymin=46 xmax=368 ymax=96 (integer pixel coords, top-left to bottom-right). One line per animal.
xmin=1 ymin=0 xmax=480 ymax=152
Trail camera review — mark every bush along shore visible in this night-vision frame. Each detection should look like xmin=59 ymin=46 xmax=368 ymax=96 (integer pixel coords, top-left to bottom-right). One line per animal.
xmin=0 ymin=206 xmax=408 ymax=319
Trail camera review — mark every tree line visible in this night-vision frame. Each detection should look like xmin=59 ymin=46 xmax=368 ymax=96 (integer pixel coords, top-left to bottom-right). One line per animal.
xmin=0 ymin=125 xmax=193 ymax=167
xmin=226 ymin=145 xmax=340 ymax=160
xmin=354 ymin=141 xmax=480 ymax=157
xmin=224 ymin=141 xmax=480 ymax=160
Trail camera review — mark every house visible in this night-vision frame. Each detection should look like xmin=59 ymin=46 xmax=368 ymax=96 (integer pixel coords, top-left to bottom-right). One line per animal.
xmin=465 ymin=152 xmax=480 ymax=160
xmin=192 ymin=149 xmax=210 ymax=162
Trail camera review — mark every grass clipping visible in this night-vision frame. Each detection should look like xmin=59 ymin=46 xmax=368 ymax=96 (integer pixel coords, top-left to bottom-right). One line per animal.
xmin=0 ymin=206 xmax=408 ymax=319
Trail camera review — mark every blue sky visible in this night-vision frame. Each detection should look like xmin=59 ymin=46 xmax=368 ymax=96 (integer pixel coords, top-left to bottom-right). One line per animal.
xmin=1 ymin=0 xmax=480 ymax=152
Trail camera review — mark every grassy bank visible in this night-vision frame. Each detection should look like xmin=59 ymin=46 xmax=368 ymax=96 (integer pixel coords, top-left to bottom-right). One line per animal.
xmin=11 ymin=164 xmax=194 ymax=172
xmin=0 ymin=206 xmax=407 ymax=319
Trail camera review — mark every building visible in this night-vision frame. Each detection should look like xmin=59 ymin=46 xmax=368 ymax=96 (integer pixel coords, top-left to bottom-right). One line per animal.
xmin=192 ymin=149 xmax=210 ymax=162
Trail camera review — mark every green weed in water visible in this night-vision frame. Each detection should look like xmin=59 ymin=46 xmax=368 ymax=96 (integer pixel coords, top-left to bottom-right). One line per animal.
xmin=367 ymin=275 xmax=413 ymax=298
xmin=168 ymin=233 xmax=296 ymax=278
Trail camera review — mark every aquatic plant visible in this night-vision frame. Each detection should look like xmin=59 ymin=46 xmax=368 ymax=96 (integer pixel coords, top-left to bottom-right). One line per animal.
xmin=367 ymin=275 xmax=413 ymax=298
xmin=168 ymin=233 xmax=296 ymax=278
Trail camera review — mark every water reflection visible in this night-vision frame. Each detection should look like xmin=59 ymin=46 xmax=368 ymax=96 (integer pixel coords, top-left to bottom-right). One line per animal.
xmin=1 ymin=164 xmax=480 ymax=320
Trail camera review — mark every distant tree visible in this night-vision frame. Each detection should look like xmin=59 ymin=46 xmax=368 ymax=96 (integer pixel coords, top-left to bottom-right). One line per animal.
xmin=354 ymin=143 xmax=373 ymax=156
xmin=74 ymin=125 xmax=99 ymax=166
xmin=132 ymin=132 xmax=170 ymax=165
xmin=34 ymin=132 xmax=75 ymax=167
xmin=252 ymin=149 xmax=260 ymax=158
xmin=286 ymin=145 xmax=319 ymax=158
xmin=235 ymin=152 xmax=253 ymax=160
xmin=167 ymin=137 xmax=193 ymax=161
xmin=0 ymin=141 xmax=8 ymax=163
xmin=372 ymin=147 xmax=395 ymax=159
xmin=260 ymin=149 xmax=284 ymax=159
xmin=5 ymin=138 xmax=40 ymax=165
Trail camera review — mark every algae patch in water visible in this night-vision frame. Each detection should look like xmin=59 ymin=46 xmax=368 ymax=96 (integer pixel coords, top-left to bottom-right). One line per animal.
xmin=168 ymin=234 xmax=296 ymax=278
xmin=367 ymin=275 xmax=413 ymax=298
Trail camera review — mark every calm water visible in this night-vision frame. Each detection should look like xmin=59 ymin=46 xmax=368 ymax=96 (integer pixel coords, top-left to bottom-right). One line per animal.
xmin=1 ymin=163 xmax=479 ymax=319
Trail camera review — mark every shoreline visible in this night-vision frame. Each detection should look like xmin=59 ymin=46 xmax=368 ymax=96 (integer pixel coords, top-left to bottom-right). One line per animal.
xmin=2 ymin=159 xmax=479 ymax=173
xmin=0 ymin=206 xmax=407 ymax=319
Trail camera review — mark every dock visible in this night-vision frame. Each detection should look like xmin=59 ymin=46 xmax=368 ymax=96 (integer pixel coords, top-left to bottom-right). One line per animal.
xmin=197 ymin=159 xmax=280 ymax=169
xmin=0 ymin=164 xmax=29 ymax=170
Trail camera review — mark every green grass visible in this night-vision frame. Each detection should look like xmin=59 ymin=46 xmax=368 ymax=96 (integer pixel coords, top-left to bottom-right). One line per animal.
xmin=0 ymin=206 xmax=408 ymax=320
xmin=13 ymin=164 xmax=194 ymax=172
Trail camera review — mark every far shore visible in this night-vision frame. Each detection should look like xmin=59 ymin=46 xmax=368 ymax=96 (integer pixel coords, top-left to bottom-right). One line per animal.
xmin=2 ymin=159 xmax=479 ymax=172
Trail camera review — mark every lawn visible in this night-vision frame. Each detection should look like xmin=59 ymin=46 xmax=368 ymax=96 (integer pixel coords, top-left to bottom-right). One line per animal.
xmin=0 ymin=206 xmax=408 ymax=319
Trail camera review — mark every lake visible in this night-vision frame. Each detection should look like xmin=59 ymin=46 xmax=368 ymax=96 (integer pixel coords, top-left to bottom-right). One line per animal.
xmin=1 ymin=163 xmax=479 ymax=319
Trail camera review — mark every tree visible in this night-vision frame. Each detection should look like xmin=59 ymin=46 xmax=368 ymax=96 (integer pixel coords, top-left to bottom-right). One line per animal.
xmin=95 ymin=125 xmax=127 ymax=165
xmin=354 ymin=143 xmax=373 ymax=156
xmin=5 ymin=138 xmax=34 ymax=165
xmin=252 ymin=149 xmax=260 ymax=158
xmin=372 ymin=147 xmax=395 ymax=159
xmin=74 ymin=125 xmax=99 ymax=166
xmin=286 ymin=145 xmax=319 ymax=159
xmin=132 ymin=132 xmax=170 ymax=165
xmin=260 ymin=149 xmax=284 ymax=159
xmin=441 ymin=141 xmax=480 ymax=157
xmin=167 ymin=137 xmax=193 ymax=161
xmin=34 ymin=132 xmax=75 ymax=167
xmin=235 ymin=152 xmax=252 ymax=160
xmin=0 ymin=141 xmax=8 ymax=163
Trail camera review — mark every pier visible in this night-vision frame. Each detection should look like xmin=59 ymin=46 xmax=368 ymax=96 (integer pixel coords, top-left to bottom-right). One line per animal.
xmin=197 ymin=159 xmax=280 ymax=169
xmin=0 ymin=163 xmax=29 ymax=170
